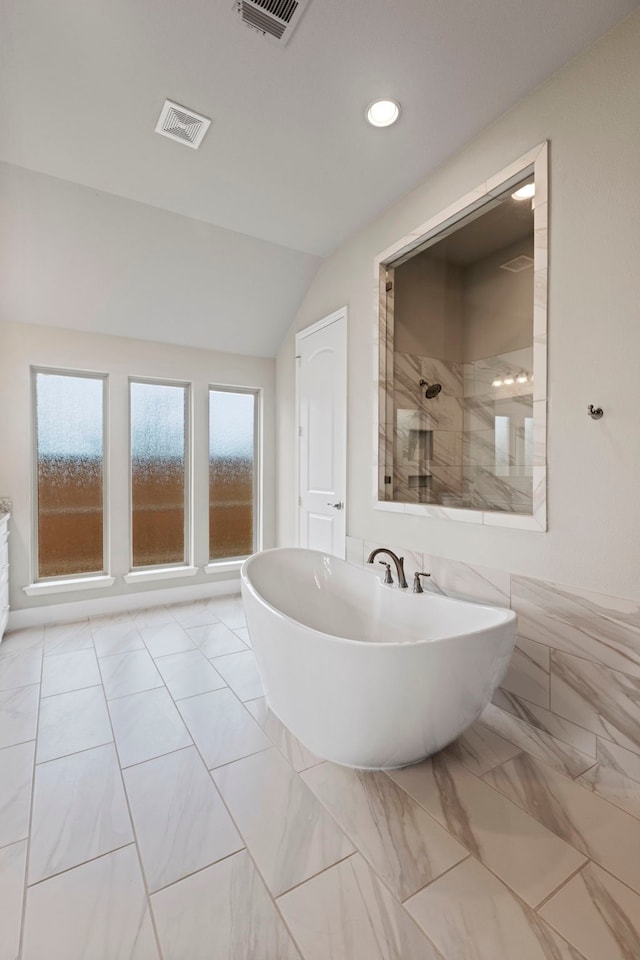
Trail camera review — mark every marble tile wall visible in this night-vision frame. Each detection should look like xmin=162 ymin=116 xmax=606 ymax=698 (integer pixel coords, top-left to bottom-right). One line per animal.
xmin=392 ymin=353 xmax=464 ymax=504
xmin=346 ymin=536 xmax=640 ymax=773
xmin=389 ymin=349 xmax=534 ymax=513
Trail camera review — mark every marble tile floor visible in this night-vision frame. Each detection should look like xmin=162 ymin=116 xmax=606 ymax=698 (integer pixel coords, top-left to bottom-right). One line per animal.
xmin=1 ymin=597 xmax=640 ymax=959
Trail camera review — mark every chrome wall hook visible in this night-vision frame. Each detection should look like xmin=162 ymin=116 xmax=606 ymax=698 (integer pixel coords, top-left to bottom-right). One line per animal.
xmin=587 ymin=404 xmax=604 ymax=420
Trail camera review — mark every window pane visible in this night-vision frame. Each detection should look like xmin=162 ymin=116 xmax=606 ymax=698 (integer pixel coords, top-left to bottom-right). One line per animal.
xmin=131 ymin=382 xmax=187 ymax=568
xmin=209 ymin=390 xmax=256 ymax=561
xmin=35 ymin=372 xmax=104 ymax=578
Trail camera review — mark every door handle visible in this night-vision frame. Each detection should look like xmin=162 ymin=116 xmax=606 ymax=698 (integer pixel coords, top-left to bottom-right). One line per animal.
xmin=327 ymin=501 xmax=344 ymax=510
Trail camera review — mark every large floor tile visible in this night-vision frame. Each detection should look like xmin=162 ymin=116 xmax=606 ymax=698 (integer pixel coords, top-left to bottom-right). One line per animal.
xmin=233 ymin=626 xmax=251 ymax=647
xmin=577 ymin=762 xmax=640 ymax=819
xmin=108 ymin=687 xmax=191 ymax=768
xmin=539 ymin=862 xmax=640 ymax=960
xmin=0 ymin=684 xmax=39 ymax=748
xmin=36 ymin=686 xmax=112 ymax=763
xmin=139 ymin=622 xmax=196 ymax=658
xmin=0 ymin=625 xmax=44 ymax=655
xmin=28 ymin=743 xmax=133 ymax=884
xmin=44 ymin=620 xmax=93 ymax=656
xmin=22 ymin=845 xmax=159 ymax=960
xmin=41 ymin=648 xmax=100 ymax=698
xmin=0 ymin=840 xmax=27 ymax=960
xmin=188 ymin=621 xmax=248 ymax=657
xmin=131 ymin=606 xmax=176 ymax=629
xmin=406 ymin=856 xmax=584 ymax=960
xmin=0 ymin=648 xmax=42 ymax=692
xmin=151 ymin=850 xmax=300 ymax=960
xmin=168 ymin=599 xmax=222 ymax=629
xmin=388 ymin=753 xmax=585 ymax=907
xmin=596 ymin=737 xmax=640 ymax=782
xmin=93 ymin=621 xmax=144 ymax=658
xmin=246 ymin=697 xmax=320 ymax=772
xmin=212 ymin=650 xmax=263 ymax=701
xmin=99 ymin=649 xmax=163 ymax=700
xmin=205 ymin=595 xmax=245 ymax=630
xmin=0 ymin=740 xmax=35 ymax=848
xmin=302 ymin=762 xmax=466 ymax=901
xmin=483 ymin=752 xmax=640 ymax=894
xmin=480 ymin=703 xmax=595 ymax=777
xmin=213 ymin=748 xmax=353 ymax=896
xmin=177 ymin=688 xmax=269 ymax=769
xmin=123 ymin=746 xmax=242 ymax=893
xmin=443 ymin=721 xmax=520 ymax=776
xmin=278 ymin=853 xmax=441 ymax=960
xmin=154 ymin=649 xmax=225 ymax=700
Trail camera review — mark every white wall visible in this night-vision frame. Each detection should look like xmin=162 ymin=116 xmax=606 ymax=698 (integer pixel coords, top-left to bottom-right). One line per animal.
xmin=276 ymin=11 xmax=640 ymax=600
xmin=0 ymin=321 xmax=275 ymax=611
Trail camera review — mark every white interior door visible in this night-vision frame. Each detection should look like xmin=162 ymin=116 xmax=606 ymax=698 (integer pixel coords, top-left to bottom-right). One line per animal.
xmin=296 ymin=309 xmax=347 ymax=557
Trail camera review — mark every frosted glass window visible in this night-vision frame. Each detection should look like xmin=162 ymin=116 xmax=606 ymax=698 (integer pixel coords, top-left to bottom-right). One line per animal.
xmin=35 ymin=371 xmax=105 ymax=579
xmin=130 ymin=381 xmax=188 ymax=568
xmin=209 ymin=389 xmax=257 ymax=561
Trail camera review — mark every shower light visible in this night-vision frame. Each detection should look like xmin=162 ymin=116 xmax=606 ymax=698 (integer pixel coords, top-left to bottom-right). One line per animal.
xmin=492 ymin=378 xmax=503 ymax=387
xmin=512 ymin=182 xmax=535 ymax=201
xmin=366 ymin=99 xmax=401 ymax=127
xmin=516 ymin=373 xmax=528 ymax=383
xmin=503 ymin=376 xmax=515 ymax=385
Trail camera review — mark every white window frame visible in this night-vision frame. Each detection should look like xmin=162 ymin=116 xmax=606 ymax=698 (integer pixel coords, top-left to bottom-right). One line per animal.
xmin=125 ymin=376 xmax=195 ymax=580
xmin=205 ymin=385 xmax=262 ymax=573
xmin=27 ymin=366 xmax=113 ymax=593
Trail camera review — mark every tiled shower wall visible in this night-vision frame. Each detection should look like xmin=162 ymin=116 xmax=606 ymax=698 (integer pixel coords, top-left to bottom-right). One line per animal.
xmin=346 ymin=535 xmax=640 ymax=782
xmin=392 ymin=347 xmax=534 ymax=512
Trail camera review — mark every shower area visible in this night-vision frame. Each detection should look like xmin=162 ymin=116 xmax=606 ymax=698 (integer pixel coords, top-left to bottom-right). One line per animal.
xmin=388 ymin=184 xmax=534 ymax=513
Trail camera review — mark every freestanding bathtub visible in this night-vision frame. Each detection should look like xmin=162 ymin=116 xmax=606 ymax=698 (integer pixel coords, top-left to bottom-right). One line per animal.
xmin=240 ymin=548 xmax=516 ymax=769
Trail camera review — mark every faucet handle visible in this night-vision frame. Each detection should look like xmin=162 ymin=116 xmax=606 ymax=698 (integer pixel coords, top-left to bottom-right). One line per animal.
xmin=378 ymin=561 xmax=394 ymax=584
xmin=412 ymin=572 xmax=431 ymax=593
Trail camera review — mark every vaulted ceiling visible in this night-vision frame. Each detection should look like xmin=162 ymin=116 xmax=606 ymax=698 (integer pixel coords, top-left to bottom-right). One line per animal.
xmin=1 ymin=0 xmax=638 ymax=355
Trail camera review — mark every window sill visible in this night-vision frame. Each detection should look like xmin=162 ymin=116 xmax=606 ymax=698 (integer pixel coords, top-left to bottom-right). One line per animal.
xmin=124 ymin=566 xmax=199 ymax=585
xmin=204 ymin=560 xmax=245 ymax=575
xmin=24 ymin=575 xmax=116 ymax=597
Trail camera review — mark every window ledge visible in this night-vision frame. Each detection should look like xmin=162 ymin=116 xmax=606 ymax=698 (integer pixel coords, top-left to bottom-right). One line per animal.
xmin=123 ymin=566 xmax=199 ymax=585
xmin=204 ymin=560 xmax=245 ymax=575
xmin=24 ymin=575 xmax=116 ymax=597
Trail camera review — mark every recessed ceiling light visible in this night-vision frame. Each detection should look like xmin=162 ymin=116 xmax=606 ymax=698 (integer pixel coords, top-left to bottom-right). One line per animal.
xmin=512 ymin=182 xmax=535 ymax=201
xmin=366 ymin=99 xmax=401 ymax=128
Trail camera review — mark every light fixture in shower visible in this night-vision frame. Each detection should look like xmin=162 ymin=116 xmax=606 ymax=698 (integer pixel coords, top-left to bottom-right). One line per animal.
xmin=512 ymin=182 xmax=535 ymax=201
xmin=492 ymin=371 xmax=530 ymax=387
xmin=419 ymin=379 xmax=442 ymax=399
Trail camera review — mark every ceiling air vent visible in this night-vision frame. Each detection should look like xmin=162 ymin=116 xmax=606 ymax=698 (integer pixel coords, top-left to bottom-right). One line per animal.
xmin=154 ymin=100 xmax=212 ymax=150
xmin=236 ymin=0 xmax=310 ymax=45
xmin=499 ymin=254 xmax=534 ymax=273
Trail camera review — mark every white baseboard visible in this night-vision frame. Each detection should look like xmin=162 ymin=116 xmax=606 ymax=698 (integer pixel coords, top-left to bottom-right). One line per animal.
xmin=7 ymin=576 xmax=241 ymax=630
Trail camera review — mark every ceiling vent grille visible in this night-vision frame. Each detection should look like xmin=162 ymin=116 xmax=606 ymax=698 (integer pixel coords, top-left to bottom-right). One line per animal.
xmin=499 ymin=254 xmax=534 ymax=273
xmin=154 ymin=100 xmax=212 ymax=150
xmin=236 ymin=0 xmax=309 ymax=45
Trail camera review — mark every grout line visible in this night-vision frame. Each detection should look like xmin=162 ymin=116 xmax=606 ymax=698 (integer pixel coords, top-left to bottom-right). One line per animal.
xmin=147 ymin=846 xmax=247 ymax=897
xmin=16 ymin=634 xmax=46 ymax=958
xmin=273 ymin=850 xmax=358 ymax=900
xmin=532 ymin=858 xmax=590 ymax=911
xmin=101 ymin=672 xmax=170 ymax=960
xmin=25 ymin=841 xmax=137 ymax=889
xmin=400 ymin=853 xmax=473 ymax=904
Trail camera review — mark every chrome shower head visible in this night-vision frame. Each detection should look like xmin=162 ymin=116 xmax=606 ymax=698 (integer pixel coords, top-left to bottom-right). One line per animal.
xmin=419 ymin=379 xmax=442 ymax=399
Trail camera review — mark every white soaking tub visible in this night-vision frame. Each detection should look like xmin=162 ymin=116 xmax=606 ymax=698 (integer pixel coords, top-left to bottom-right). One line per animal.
xmin=240 ymin=548 xmax=516 ymax=769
